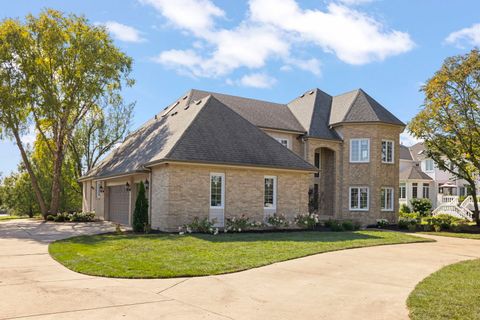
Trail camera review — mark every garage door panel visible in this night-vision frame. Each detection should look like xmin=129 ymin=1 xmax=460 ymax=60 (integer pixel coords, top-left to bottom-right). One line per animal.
xmin=109 ymin=186 xmax=129 ymax=225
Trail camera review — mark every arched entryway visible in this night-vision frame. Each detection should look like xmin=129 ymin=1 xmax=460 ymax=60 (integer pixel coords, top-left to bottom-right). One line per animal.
xmin=309 ymin=147 xmax=335 ymax=216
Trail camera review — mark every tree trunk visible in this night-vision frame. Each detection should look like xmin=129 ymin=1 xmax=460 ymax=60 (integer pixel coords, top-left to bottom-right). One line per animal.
xmin=470 ymin=186 xmax=480 ymax=226
xmin=12 ymin=130 xmax=48 ymax=217
xmin=49 ymin=145 xmax=65 ymax=215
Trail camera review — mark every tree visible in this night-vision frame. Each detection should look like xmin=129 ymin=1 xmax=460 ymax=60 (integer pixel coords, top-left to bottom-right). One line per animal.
xmin=69 ymin=98 xmax=134 ymax=184
xmin=132 ymin=182 xmax=148 ymax=233
xmin=0 ymin=9 xmax=133 ymax=216
xmin=409 ymin=49 xmax=480 ymax=226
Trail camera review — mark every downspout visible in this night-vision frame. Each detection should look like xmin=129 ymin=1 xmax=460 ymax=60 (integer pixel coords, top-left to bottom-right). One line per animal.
xmin=147 ymin=168 xmax=153 ymax=226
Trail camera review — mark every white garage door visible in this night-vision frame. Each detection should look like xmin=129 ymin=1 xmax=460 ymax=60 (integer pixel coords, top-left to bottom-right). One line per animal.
xmin=108 ymin=186 xmax=130 ymax=225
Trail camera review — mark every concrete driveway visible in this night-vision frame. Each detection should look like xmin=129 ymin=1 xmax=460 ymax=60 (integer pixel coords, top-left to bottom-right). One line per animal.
xmin=1 ymin=220 xmax=479 ymax=320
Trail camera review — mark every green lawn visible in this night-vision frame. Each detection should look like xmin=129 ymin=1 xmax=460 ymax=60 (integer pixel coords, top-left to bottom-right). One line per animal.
xmin=408 ymin=259 xmax=480 ymax=320
xmin=49 ymin=230 xmax=431 ymax=278
xmin=0 ymin=215 xmax=28 ymax=221
xmin=421 ymin=232 xmax=480 ymax=240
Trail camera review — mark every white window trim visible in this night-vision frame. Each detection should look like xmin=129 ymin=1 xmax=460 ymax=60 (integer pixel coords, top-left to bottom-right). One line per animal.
xmin=350 ymin=138 xmax=370 ymax=163
xmin=381 ymin=139 xmax=394 ymax=164
xmin=399 ymin=183 xmax=406 ymax=200
xmin=95 ymin=181 xmax=101 ymax=199
xmin=349 ymin=186 xmax=369 ymax=211
xmin=381 ymin=187 xmax=394 ymax=212
xmin=424 ymin=159 xmax=434 ymax=172
xmin=209 ymin=173 xmax=225 ymax=209
xmin=275 ymin=138 xmax=290 ymax=149
xmin=264 ymin=175 xmax=277 ymax=210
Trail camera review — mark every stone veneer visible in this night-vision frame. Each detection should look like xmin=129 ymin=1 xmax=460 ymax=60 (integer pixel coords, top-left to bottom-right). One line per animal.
xmin=151 ymin=163 xmax=310 ymax=231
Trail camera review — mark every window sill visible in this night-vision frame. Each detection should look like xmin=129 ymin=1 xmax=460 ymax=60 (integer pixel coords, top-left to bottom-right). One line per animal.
xmin=349 ymin=208 xmax=369 ymax=211
xmin=381 ymin=209 xmax=394 ymax=212
xmin=382 ymin=161 xmax=394 ymax=164
xmin=349 ymin=161 xmax=370 ymax=164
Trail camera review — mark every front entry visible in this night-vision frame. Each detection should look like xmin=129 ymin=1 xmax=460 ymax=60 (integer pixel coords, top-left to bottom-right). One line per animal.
xmin=108 ymin=185 xmax=130 ymax=225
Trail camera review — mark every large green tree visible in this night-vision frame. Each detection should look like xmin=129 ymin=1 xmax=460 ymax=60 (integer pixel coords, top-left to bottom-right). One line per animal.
xmin=0 ymin=9 xmax=133 ymax=217
xmin=409 ymin=49 xmax=480 ymax=225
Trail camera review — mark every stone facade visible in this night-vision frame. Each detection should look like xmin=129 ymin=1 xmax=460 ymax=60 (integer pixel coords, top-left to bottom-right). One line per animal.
xmin=83 ymin=124 xmax=402 ymax=229
xmin=150 ymin=163 xmax=310 ymax=231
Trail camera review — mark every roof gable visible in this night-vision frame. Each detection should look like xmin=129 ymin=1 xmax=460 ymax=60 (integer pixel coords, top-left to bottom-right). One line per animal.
xmin=287 ymin=89 xmax=340 ymax=140
xmin=165 ymin=96 xmax=316 ymax=171
xmin=330 ymin=89 xmax=405 ymax=126
xmin=400 ymin=164 xmax=433 ymax=180
xmin=189 ymin=89 xmax=305 ymax=132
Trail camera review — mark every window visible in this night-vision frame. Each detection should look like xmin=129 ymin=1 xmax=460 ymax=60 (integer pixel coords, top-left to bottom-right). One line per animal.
xmin=350 ymin=139 xmax=370 ymax=163
xmin=459 ymin=186 xmax=467 ymax=197
xmin=399 ymin=183 xmax=406 ymax=199
xmin=210 ymin=173 xmax=225 ymax=208
xmin=425 ymin=159 xmax=434 ymax=172
xmin=422 ymin=183 xmax=430 ymax=199
xmin=264 ymin=176 xmax=277 ymax=209
xmin=381 ymin=187 xmax=394 ymax=211
xmin=381 ymin=140 xmax=394 ymax=163
xmin=349 ymin=187 xmax=369 ymax=211
xmin=275 ymin=138 xmax=289 ymax=149
xmin=95 ymin=181 xmax=101 ymax=199
xmin=313 ymin=184 xmax=319 ymax=210
xmin=314 ymin=152 xmax=320 ymax=177
xmin=412 ymin=183 xmax=418 ymax=199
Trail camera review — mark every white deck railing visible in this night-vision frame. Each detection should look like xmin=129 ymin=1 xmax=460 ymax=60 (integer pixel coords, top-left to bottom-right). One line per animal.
xmin=441 ymin=195 xmax=458 ymax=204
xmin=432 ymin=203 xmax=473 ymax=221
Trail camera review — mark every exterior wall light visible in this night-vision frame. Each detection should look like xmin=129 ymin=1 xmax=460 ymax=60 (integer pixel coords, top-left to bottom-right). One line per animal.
xmin=125 ymin=182 xmax=131 ymax=192
xmin=145 ymin=179 xmax=149 ymax=190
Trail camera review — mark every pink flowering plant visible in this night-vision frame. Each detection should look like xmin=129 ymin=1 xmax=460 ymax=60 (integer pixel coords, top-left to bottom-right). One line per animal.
xmin=178 ymin=217 xmax=218 ymax=235
xmin=265 ymin=213 xmax=290 ymax=228
xmin=225 ymin=215 xmax=262 ymax=232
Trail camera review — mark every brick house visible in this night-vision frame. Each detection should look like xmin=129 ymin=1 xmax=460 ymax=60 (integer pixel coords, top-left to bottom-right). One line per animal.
xmin=80 ymin=88 xmax=404 ymax=231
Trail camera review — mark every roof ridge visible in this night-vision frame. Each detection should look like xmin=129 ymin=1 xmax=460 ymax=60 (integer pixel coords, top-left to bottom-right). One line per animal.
xmin=191 ymin=88 xmax=286 ymax=106
xmin=164 ymin=95 xmax=213 ymax=160
xmin=340 ymin=89 xmax=362 ymax=123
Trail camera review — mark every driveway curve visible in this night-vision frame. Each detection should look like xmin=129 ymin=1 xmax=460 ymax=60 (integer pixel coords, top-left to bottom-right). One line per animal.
xmin=0 ymin=220 xmax=479 ymax=320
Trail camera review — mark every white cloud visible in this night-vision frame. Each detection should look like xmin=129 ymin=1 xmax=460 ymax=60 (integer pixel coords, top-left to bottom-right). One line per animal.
xmin=139 ymin=0 xmax=224 ymax=36
xmin=445 ymin=23 xmax=480 ymax=48
xmin=250 ymin=0 xmax=414 ymax=65
xmin=400 ymin=131 xmax=422 ymax=147
xmin=143 ymin=0 xmax=413 ymax=82
xmin=103 ymin=21 xmax=145 ymax=43
xmin=337 ymin=0 xmax=374 ymax=6
xmin=238 ymin=73 xmax=277 ymax=88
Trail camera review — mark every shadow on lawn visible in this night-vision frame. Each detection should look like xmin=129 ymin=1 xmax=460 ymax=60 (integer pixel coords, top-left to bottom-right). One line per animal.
xmin=61 ymin=231 xmax=382 ymax=246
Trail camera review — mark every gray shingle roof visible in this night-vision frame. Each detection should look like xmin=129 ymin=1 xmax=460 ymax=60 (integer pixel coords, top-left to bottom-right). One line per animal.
xmin=161 ymin=96 xmax=316 ymax=171
xmin=189 ymin=89 xmax=305 ymax=132
xmin=287 ymin=89 xmax=340 ymax=140
xmin=400 ymin=164 xmax=432 ymax=180
xmin=82 ymin=92 xmax=315 ymax=179
xmin=330 ymin=89 xmax=405 ymax=126
xmin=399 ymin=145 xmax=413 ymax=160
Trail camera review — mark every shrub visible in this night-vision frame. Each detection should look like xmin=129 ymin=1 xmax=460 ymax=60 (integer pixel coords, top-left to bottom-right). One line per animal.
xmin=428 ymin=214 xmax=463 ymax=230
xmin=400 ymin=211 xmax=420 ymax=220
xmin=329 ymin=220 xmax=344 ymax=232
xmin=324 ymin=219 xmax=334 ymax=228
xmin=132 ymin=182 xmax=149 ymax=233
xmin=180 ymin=217 xmax=217 ymax=234
xmin=400 ymin=204 xmax=411 ymax=213
xmin=376 ymin=219 xmax=389 ymax=228
xmin=341 ymin=220 xmax=355 ymax=231
xmin=407 ymin=223 xmax=417 ymax=232
xmin=410 ymin=198 xmax=432 ymax=217
xmin=353 ymin=220 xmax=362 ymax=230
xmin=51 ymin=212 xmax=95 ymax=222
xmin=225 ymin=215 xmax=262 ymax=232
xmin=398 ymin=218 xmax=417 ymax=230
xmin=294 ymin=213 xmax=319 ymax=229
xmin=265 ymin=214 xmax=290 ymax=228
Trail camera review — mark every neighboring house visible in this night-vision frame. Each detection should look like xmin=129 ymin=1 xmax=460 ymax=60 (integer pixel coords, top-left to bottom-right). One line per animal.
xmin=80 ymin=88 xmax=404 ymax=231
xmin=399 ymin=142 xmax=477 ymax=210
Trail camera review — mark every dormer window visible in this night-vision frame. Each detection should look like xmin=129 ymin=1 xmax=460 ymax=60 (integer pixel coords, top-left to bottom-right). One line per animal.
xmin=275 ymin=138 xmax=289 ymax=149
xmin=424 ymin=159 xmax=434 ymax=172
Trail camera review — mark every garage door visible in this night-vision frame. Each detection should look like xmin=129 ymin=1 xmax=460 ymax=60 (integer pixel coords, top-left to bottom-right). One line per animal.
xmin=108 ymin=186 xmax=130 ymax=225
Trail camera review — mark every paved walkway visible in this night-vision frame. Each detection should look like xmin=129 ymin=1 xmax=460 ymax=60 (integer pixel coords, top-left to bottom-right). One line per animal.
xmin=0 ymin=220 xmax=479 ymax=320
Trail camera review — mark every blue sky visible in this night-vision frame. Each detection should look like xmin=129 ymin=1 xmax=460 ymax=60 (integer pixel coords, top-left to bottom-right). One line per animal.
xmin=1 ymin=0 xmax=480 ymax=175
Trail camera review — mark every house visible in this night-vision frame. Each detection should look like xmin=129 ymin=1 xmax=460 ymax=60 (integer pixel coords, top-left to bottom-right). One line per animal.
xmin=80 ymin=88 xmax=405 ymax=231
xmin=399 ymin=142 xmax=479 ymax=219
